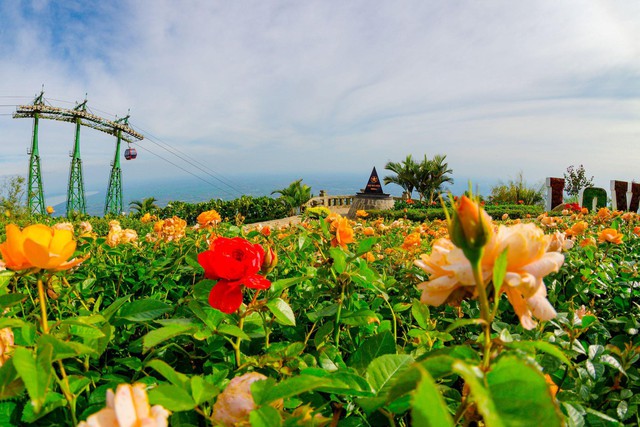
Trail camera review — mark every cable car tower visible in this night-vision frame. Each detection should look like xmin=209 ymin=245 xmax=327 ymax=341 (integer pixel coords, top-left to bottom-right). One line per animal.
xmin=13 ymin=91 xmax=143 ymax=216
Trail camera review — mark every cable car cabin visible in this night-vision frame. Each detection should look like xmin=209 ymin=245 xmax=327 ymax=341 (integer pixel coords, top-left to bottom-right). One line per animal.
xmin=124 ymin=148 xmax=137 ymax=160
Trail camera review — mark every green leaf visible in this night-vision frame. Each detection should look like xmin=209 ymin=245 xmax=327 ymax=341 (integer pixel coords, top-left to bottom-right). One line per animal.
xmin=504 ymin=341 xmax=572 ymax=366
xmin=20 ymin=391 xmax=65 ymax=423
xmin=301 ymin=368 xmax=374 ymax=397
xmin=0 ymin=293 xmax=26 ymax=310
xmin=341 ymin=309 xmax=379 ymax=326
xmin=148 ymin=384 xmax=196 ymax=412
xmin=190 ymin=375 xmax=219 ymax=405
xmin=37 ymin=335 xmax=97 ymax=361
xmin=119 ymin=298 xmax=172 ymax=322
xmin=411 ymin=365 xmax=454 ymax=427
xmin=146 ymin=359 xmax=190 ymax=388
xmin=13 ymin=345 xmax=53 ymax=413
xmin=486 ymin=355 xmax=563 ymax=427
xmin=266 ymin=298 xmax=296 ymax=326
xmin=260 ymin=375 xmax=328 ymax=405
xmin=348 ymin=331 xmax=396 ymax=373
xmin=250 ymin=405 xmax=282 ymax=427
xmin=356 ymin=237 xmax=379 ymax=255
xmin=217 ymin=324 xmax=251 ymax=340
xmin=0 ymin=359 xmax=25 ymax=401
xmin=329 ymin=247 xmax=347 ymax=274
xmin=445 ymin=318 xmax=486 ymax=333
xmin=411 ymin=300 xmax=431 ymax=329
xmin=61 ymin=320 xmax=106 ymax=339
xmin=492 ymin=247 xmax=509 ymax=297
xmin=269 ymin=276 xmax=310 ymax=296
xmin=142 ymin=324 xmax=196 ymax=352
xmin=366 ymin=354 xmax=414 ymax=395
xmin=101 ymin=294 xmax=132 ymax=321
xmin=452 ymin=360 xmax=504 ymax=427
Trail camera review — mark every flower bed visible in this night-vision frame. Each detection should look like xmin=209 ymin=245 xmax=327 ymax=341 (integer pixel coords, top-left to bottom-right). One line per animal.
xmin=0 ymin=204 xmax=638 ymax=426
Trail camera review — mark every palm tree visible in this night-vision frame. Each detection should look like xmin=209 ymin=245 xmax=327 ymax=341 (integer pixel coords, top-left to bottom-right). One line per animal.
xmin=129 ymin=197 xmax=159 ymax=214
xmin=413 ymin=154 xmax=454 ymax=203
xmin=271 ymin=179 xmax=312 ymax=216
xmin=383 ymin=155 xmax=418 ymax=198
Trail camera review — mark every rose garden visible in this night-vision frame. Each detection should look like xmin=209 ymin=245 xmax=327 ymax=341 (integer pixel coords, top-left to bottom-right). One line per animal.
xmin=0 ymin=168 xmax=638 ymax=426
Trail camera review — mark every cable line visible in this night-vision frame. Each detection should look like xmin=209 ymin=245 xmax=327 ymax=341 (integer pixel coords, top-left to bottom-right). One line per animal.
xmin=132 ymin=143 xmax=237 ymax=198
xmin=129 ymin=123 xmax=245 ymax=196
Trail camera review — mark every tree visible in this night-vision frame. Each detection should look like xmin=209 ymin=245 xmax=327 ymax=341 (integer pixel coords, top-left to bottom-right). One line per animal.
xmin=0 ymin=175 xmax=27 ymax=218
xmin=415 ymin=154 xmax=454 ymax=203
xmin=271 ymin=179 xmax=312 ymax=216
xmin=129 ymin=197 xmax=159 ymax=214
xmin=564 ymin=164 xmax=594 ymax=197
xmin=383 ymin=155 xmax=418 ymax=197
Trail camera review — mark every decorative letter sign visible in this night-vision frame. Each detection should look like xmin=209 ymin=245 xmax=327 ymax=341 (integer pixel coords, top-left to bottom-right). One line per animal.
xmin=580 ymin=187 xmax=607 ymax=211
xmin=545 ymin=177 xmax=565 ymax=211
xmin=546 ymin=177 xmax=639 ymax=213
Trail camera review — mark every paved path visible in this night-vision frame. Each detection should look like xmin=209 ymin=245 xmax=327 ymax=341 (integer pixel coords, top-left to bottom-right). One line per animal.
xmin=246 ymin=207 xmax=350 ymax=230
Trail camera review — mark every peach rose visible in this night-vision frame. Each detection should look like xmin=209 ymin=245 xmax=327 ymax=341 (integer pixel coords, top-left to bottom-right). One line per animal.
xmin=212 ymin=373 xmax=268 ymax=426
xmin=77 ymin=383 xmax=169 ymax=427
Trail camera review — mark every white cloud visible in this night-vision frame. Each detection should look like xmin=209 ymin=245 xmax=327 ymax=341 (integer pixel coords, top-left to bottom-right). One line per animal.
xmin=1 ymin=0 xmax=639 ymax=198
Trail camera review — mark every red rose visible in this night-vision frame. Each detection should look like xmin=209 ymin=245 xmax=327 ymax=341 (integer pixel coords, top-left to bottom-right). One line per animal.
xmin=197 ymin=237 xmax=271 ymax=313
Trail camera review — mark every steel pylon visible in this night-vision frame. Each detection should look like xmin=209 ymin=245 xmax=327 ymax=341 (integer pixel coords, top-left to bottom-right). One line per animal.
xmin=27 ymin=92 xmax=46 ymax=215
xmin=66 ymin=100 xmax=87 ymax=215
xmin=104 ymin=128 xmax=123 ymax=216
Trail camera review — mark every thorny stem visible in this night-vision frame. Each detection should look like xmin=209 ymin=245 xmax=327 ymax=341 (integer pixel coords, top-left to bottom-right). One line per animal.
xmin=232 ymin=316 xmax=246 ymax=369
xmin=334 ymin=279 xmax=347 ymax=347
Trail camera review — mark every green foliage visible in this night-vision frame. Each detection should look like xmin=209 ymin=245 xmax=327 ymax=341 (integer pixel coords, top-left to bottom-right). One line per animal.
xmin=488 ymin=171 xmax=545 ymax=205
xmin=372 ymin=203 xmax=544 ymax=222
xmin=564 ymin=164 xmax=594 ymax=197
xmin=271 ymin=179 xmax=312 ymax=216
xmin=153 ymin=195 xmax=290 ymax=224
xmin=384 ymin=154 xmax=454 ymax=201
xmin=0 ymin=176 xmax=27 ymax=219
xmin=128 ymin=196 xmax=159 ymax=214
xmin=383 ymin=155 xmax=418 ymax=197
xmin=0 ymin=205 xmax=638 ymax=425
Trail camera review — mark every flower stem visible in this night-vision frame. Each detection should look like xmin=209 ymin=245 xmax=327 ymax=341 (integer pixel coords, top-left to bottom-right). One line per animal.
xmin=36 ymin=277 xmax=49 ymax=334
xmin=471 ymin=259 xmax=492 ymax=370
xmin=37 ymin=275 xmax=77 ymax=424
xmin=334 ymin=279 xmax=347 ymax=347
xmin=232 ymin=316 xmax=245 ymax=368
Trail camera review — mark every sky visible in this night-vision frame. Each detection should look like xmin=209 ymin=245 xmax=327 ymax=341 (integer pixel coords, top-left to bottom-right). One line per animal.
xmin=1 ymin=0 xmax=639 ymax=197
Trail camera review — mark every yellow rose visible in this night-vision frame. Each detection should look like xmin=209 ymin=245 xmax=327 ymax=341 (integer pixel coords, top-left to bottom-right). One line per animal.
xmin=77 ymin=383 xmax=170 ymax=427
xmin=0 ymin=224 xmax=85 ymax=271
xmin=46 ymin=206 xmax=54 ymax=215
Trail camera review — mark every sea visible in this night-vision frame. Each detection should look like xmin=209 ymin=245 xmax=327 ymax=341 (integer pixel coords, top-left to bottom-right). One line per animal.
xmin=44 ymin=172 xmax=400 ymax=217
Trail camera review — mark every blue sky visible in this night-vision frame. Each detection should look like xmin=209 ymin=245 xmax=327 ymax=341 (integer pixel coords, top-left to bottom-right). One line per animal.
xmin=1 ymin=0 xmax=639 ymax=196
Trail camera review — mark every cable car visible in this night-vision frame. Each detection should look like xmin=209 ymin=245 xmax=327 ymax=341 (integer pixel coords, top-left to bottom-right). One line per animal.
xmin=124 ymin=148 xmax=137 ymax=160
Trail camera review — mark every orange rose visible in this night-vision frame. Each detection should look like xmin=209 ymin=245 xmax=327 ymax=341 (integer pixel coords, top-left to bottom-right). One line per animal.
xmin=598 ymin=228 xmax=623 ymax=244
xmin=0 ymin=224 xmax=85 ymax=271
xmin=197 ymin=210 xmax=222 ymax=228
xmin=566 ymin=221 xmax=588 ymax=237
xmin=46 ymin=206 xmax=54 ymax=215
xmin=401 ymin=232 xmax=421 ymax=251
xmin=363 ymin=227 xmax=375 ymax=237
xmin=330 ymin=216 xmax=354 ymax=248
xmin=580 ymin=237 xmax=596 ymax=247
